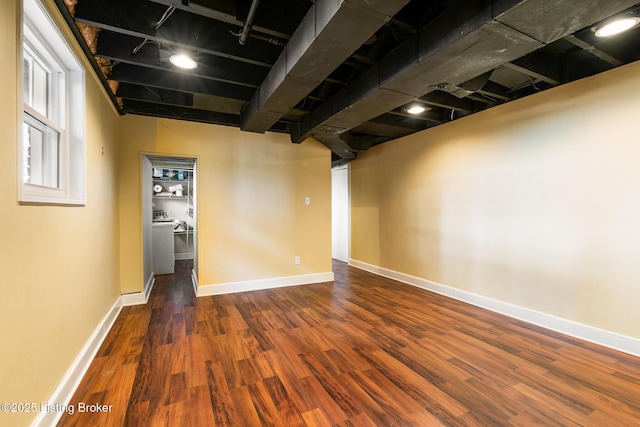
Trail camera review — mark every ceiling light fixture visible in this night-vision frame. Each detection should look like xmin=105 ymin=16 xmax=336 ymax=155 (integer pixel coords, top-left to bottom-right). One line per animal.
xmin=407 ymin=105 xmax=426 ymax=115
xmin=169 ymin=53 xmax=198 ymax=69
xmin=594 ymin=16 xmax=640 ymax=37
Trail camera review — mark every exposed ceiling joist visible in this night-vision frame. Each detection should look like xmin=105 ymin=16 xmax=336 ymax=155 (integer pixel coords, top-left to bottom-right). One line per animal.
xmin=565 ymin=35 xmax=624 ymax=66
xmin=117 ymin=83 xmax=194 ymax=107
xmin=73 ymin=0 xmax=280 ymax=67
xmin=123 ymin=99 xmax=243 ymax=126
xmin=53 ymin=0 xmax=640 ymax=166
xmin=293 ymin=0 xmax=640 ymax=162
xmin=350 ymin=121 xmax=416 ymax=139
xmin=476 ymin=80 xmax=511 ymax=101
xmin=95 ymin=32 xmax=266 ymax=88
xmin=110 ymin=64 xmax=256 ymax=100
xmin=147 ymin=0 xmax=294 ymax=41
xmin=292 ymin=0 xmax=542 ymax=143
xmin=503 ymin=53 xmax=562 ymax=86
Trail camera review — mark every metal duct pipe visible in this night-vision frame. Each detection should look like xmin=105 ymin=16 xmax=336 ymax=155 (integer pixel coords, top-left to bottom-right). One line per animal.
xmin=310 ymin=133 xmax=357 ymax=166
xmin=239 ymin=0 xmax=260 ymax=45
xmin=294 ymin=0 xmax=640 ymax=163
xmin=241 ymin=0 xmax=411 ymax=134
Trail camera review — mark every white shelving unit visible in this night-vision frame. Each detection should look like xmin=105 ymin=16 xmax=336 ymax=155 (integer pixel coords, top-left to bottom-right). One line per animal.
xmin=152 ymin=168 xmax=194 ymax=260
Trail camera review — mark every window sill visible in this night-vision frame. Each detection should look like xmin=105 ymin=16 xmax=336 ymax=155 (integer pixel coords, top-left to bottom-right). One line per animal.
xmin=19 ymin=193 xmax=86 ymax=206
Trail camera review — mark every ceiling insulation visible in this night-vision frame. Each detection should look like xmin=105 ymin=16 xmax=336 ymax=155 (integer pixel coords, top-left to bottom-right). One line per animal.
xmin=64 ymin=0 xmax=121 ymax=102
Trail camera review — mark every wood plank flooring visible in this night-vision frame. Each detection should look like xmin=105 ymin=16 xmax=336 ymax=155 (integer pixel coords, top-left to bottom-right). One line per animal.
xmin=57 ymin=260 xmax=640 ymax=426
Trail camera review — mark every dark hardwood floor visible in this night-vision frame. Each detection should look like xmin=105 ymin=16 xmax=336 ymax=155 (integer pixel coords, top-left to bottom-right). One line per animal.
xmin=57 ymin=260 xmax=640 ymax=426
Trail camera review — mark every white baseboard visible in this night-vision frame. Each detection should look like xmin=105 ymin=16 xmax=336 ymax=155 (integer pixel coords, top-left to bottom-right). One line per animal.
xmin=31 ymin=297 xmax=122 ymax=427
xmin=121 ymin=274 xmax=155 ymax=306
xmin=197 ymin=271 xmax=335 ymax=297
xmin=349 ymin=259 xmax=640 ymax=358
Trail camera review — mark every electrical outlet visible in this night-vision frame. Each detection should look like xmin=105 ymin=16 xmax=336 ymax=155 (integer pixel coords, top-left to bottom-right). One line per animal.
xmin=295 ymin=256 xmax=300 ymax=265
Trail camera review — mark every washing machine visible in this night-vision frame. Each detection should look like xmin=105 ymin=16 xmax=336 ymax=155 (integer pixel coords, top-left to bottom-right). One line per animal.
xmin=152 ymin=222 xmax=175 ymax=274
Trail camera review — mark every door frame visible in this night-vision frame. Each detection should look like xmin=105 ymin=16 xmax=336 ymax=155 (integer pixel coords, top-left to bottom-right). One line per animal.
xmin=142 ymin=154 xmax=199 ymax=294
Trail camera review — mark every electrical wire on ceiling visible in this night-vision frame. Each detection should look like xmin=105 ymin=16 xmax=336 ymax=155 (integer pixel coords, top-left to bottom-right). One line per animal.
xmin=529 ymin=76 xmax=541 ymax=92
xmin=131 ymin=6 xmax=175 ymax=56
xmin=155 ymin=6 xmax=176 ymax=30
xmin=480 ymin=92 xmax=498 ymax=102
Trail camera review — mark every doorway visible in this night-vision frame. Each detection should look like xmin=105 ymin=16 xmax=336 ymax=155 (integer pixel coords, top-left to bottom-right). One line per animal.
xmin=331 ymin=163 xmax=350 ymax=263
xmin=142 ymin=155 xmax=198 ymax=294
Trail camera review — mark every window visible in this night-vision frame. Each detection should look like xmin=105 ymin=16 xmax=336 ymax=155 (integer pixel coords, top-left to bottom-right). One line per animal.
xmin=20 ymin=0 xmax=85 ymax=204
xmin=23 ymin=43 xmax=63 ymax=189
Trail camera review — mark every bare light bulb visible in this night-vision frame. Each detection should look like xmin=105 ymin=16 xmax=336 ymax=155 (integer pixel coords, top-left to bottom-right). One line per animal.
xmin=169 ymin=54 xmax=198 ymax=69
xmin=594 ymin=17 xmax=640 ymax=37
xmin=407 ymin=105 xmax=426 ymax=115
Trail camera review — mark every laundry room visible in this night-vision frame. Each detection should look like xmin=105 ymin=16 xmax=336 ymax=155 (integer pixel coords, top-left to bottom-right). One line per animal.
xmin=149 ymin=158 xmax=196 ymax=275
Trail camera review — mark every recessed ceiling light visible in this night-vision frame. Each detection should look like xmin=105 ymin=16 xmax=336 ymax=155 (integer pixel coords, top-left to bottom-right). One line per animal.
xmin=407 ymin=105 xmax=426 ymax=115
xmin=169 ymin=53 xmax=198 ymax=69
xmin=594 ymin=16 xmax=640 ymax=37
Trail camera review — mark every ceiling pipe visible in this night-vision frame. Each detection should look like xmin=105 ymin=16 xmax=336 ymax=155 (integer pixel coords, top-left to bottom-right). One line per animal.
xmin=249 ymin=32 xmax=285 ymax=47
xmin=238 ymin=0 xmax=261 ymax=45
xmin=148 ymin=0 xmax=291 ymax=42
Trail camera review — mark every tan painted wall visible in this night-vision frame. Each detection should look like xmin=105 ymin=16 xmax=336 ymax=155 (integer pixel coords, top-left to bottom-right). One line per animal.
xmin=352 ymin=60 xmax=640 ymax=340
xmin=118 ymin=116 xmax=332 ymax=293
xmin=0 ymin=0 xmax=121 ymax=425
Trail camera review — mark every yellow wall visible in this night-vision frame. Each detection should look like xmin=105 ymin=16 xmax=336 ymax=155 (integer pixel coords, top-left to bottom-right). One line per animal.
xmin=8 ymin=0 xmax=637 ymax=423
xmin=0 ymin=0 xmax=121 ymax=425
xmin=352 ymin=60 xmax=640 ymax=339
xmin=0 ymin=0 xmax=331 ymax=417
xmin=118 ymin=116 xmax=332 ymax=293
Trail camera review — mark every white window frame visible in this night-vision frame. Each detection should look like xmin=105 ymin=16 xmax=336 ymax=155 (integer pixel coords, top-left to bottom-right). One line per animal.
xmin=19 ymin=0 xmax=86 ymax=205
xmin=23 ymin=109 xmax=64 ymax=189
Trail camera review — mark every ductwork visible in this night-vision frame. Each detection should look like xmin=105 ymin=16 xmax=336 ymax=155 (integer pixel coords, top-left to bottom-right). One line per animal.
xmin=311 ymin=130 xmax=381 ymax=166
xmin=296 ymin=0 xmax=640 ymax=163
xmin=240 ymin=0 xmax=412 ymax=133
